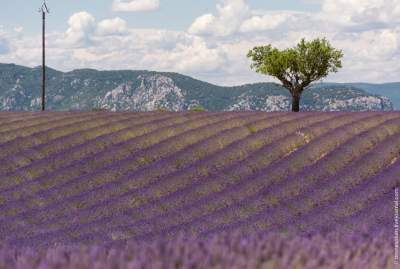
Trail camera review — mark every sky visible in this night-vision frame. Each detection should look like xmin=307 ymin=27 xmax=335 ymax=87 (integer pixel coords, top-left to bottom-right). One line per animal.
xmin=0 ymin=0 xmax=399 ymax=86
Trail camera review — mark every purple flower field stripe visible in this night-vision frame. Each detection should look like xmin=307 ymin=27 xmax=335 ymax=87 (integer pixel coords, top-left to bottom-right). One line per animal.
xmin=193 ymin=115 xmax=400 ymax=235
xmin=0 ymin=112 xmax=48 ymax=127
xmin=73 ymin=113 xmax=397 ymax=243
xmin=0 ymin=111 xmax=399 ymax=258
xmin=285 ymin=159 xmax=400 ymax=236
xmin=334 ymin=189 xmax=395 ymax=235
xmin=201 ymin=130 xmax=400 ymax=238
xmin=0 ymin=110 xmax=316 ymax=242
xmin=208 ymin=116 xmax=400 ymax=232
xmin=12 ymin=112 xmax=306 ymax=233
xmin=0 ymin=112 xmax=167 ymax=176
xmin=0 ymin=110 xmax=209 ymax=194
xmin=0 ymin=111 xmax=268 ymax=222
xmin=271 ymin=137 xmax=400 ymax=234
xmin=120 ymin=113 xmax=376 ymax=218
xmin=153 ymin=115 xmax=400 ymax=222
xmin=0 ymin=112 xmax=252 ymax=221
xmin=15 ymin=112 xmax=362 ymax=242
xmin=0 ymin=111 xmax=205 ymax=192
xmin=54 ymin=113 xmax=338 ymax=233
xmin=0 ymin=111 xmax=176 ymax=192
xmin=0 ymin=113 xmax=138 ymax=173
xmin=6 ymin=111 xmax=370 ymax=243
xmin=231 ymin=166 xmax=397 ymax=238
xmin=0 ymin=113 xmax=113 ymax=152
xmin=0 ymin=111 xmax=69 ymax=127
xmin=0 ymin=112 xmax=88 ymax=142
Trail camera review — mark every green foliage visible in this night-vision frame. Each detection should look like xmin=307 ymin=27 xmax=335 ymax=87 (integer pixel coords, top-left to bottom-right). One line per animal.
xmin=91 ymin=107 xmax=108 ymax=112
xmin=247 ymin=38 xmax=343 ymax=92
xmin=247 ymin=38 xmax=344 ymax=111
xmin=157 ymin=107 xmax=169 ymax=112
xmin=246 ymin=124 xmax=257 ymax=134
xmin=189 ymin=105 xmax=207 ymax=112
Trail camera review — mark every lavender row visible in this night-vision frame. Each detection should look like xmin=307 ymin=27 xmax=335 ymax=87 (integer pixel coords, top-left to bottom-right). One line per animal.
xmin=0 ymin=112 xmax=86 ymax=141
xmin=271 ymin=135 xmax=400 ymax=234
xmin=0 ymin=111 xmax=400 ymax=249
xmin=0 ymin=112 xmax=254 ymax=222
xmin=0 ymin=113 xmax=138 ymax=173
xmin=79 ymin=113 xmax=396 ymax=241
xmin=202 ymin=131 xmax=400 ymax=239
xmin=14 ymin=112 xmax=356 ymax=242
xmin=0 ymin=111 xmax=75 ymax=128
xmin=125 ymin=114 xmax=380 ymax=222
xmin=213 ymin=116 xmax=400 ymax=233
xmin=334 ymin=189 xmax=395 ymax=235
xmin=0 ymin=111 xmax=205 ymax=192
xmin=0 ymin=112 xmax=269 ymax=230
xmin=0 ymin=112 xmax=104 ymax=149
xmin=61 ymin=113 xmax=339 ymax=228
xmin=285 ymin=162 xmax=400 ymax=236
xmin=117 ymin=113 xmax=373 ymax=219
xmin=0 ymin=112 xmax=221 ymax=206
xmin=0 ymin=113 xmax=48 ymax=127
xmin=0 ymin=111 xmax=105 ymax=137
xmin=30 ymin=112 xmax=308 ymax=228
xmin=0 ymin=112 xmax=165 ymax=175
xmin=0 ymin=112 xmax=181 ymax=192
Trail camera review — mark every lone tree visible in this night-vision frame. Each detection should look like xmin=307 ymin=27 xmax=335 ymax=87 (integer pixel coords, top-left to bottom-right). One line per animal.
xmin=247 ymin=38 xmax=344 ymax=112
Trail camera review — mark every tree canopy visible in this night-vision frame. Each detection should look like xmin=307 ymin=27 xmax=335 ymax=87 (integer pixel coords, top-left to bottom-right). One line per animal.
xmin=247 ymin=38 xmax=344 ymax=111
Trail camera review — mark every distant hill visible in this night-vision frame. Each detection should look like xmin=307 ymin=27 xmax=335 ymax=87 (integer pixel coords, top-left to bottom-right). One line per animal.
xmin=0 ymin=63 xmax=394 ymax=112
xmin=316 ymin=82 xmax=400 ymax=110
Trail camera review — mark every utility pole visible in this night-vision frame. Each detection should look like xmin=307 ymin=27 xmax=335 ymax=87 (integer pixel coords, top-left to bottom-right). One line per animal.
xmin=39 ymin=1 xmax=49 ymax=111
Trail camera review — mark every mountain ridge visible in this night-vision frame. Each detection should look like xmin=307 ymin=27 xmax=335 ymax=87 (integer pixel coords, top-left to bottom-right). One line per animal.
xmin=0 ymin=63 xmax=396 ymax=112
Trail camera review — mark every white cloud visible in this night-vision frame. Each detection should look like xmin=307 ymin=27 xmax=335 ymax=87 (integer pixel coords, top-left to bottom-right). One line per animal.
xmin=72 ymin=48 xmax=111 ymax=63
xmin=340 ymin=29 xmax=398 ymax=61
xmin=239 ymin=12 xmax=291 ymax=32
xmin=188 ymin=14 xmax=216 ymax=36
xmin=97 ymin=17 xmax=128 ymax=36
xmin=185 ymin=0 xmax=400 ymax=84
xmin=59 ymin=13 xmax=128 ymax=46
xmin=321 ymin=0 xmax=400 ymax=27
xmin=14 ymin=27 xmax=23 ymax=33
xmin=112 ymin=0 xmax=160 ymax=12
xmin=63 ymin=11 xmax=96 ymax=47
xmin=1 ymin=0 xmax=399 ymax=86
xmin=168 ymin=38 xmax=226 ymax=73
xmin=189 ymin=0 xmax=250 ymax=36
xmin=188 ymin=0 xmax=311 ymax=36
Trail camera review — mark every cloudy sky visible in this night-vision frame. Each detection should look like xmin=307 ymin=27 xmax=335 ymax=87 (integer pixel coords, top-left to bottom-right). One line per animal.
xmin=0 ymin=0 xmax=399 ymax=86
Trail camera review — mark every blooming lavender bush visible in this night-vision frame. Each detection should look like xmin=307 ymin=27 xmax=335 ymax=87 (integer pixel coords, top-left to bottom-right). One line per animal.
xmin=0 ymin=231 xmax=395 ymax=269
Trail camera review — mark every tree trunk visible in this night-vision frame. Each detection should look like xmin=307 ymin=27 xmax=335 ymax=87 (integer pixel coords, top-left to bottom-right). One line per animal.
xmin=291 ymin=92 xmax=301 ymax=112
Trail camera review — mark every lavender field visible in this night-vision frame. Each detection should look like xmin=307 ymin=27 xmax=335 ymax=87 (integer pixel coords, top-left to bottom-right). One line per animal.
xmin=0 ymin=111 xmax=399 ymax=268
